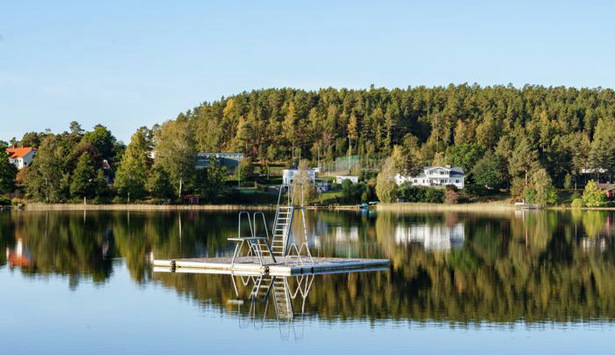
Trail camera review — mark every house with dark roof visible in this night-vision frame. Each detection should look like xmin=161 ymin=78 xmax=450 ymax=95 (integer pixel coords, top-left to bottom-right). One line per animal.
xmin=395 ymin=166 xmax=466 ymax=189
xmin=6 ymin=147 xmax=37 ymax=169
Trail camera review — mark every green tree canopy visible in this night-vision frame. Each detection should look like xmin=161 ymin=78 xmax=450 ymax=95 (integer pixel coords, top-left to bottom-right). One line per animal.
xmin=147 ymin=165 xmax=174 ymax=200
xmin=582 ymin=180 xmax=607 ymax=207
xmin=114 ymin=130 xmax=151 ymax=201
xmin=82 ymin=124 xmax=117 ymax=161
xmin=25 ymin=136 xmax=68 ymax=202
xmin=154 ymin=119 xmax=197 ymax=198
xmin=446 ymin=143 xmax=484 ymax=173
xmin=70 ymin=152 xmax=103 ymax=199
xmin=0 ymin=150 xmax=18 ymax=194
xmin=472 ymin=152 xmax=505 ymax=188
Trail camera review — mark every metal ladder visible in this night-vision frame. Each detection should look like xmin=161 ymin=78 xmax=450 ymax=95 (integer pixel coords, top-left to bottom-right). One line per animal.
xmin=272 ymin=277 xmax=294 ymax=320
xmin=270 ymin=206 xmax=294 ymax=256
xmin=250 ymin=275 xmax=273 ymax=300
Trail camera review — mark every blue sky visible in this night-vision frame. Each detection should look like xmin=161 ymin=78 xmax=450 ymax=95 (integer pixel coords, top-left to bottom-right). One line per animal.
xmin=1 ymin=0 xmax=614 ymax=142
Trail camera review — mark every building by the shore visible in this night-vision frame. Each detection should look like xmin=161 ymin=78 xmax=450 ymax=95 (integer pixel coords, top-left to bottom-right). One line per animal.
xmin=282 ymin=168 xmax=330 ymax=193
xmin=195 ymin=152 xmax=244 ymax=173
xmin=395 ymin=166 xmax=465 ymax=189
xmin=6 ymin=146 xmax=37 ymax=169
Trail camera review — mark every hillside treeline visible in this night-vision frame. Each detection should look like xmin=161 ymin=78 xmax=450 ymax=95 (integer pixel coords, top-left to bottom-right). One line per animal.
xmin=186 ymin=84 xmax=615 ymax=187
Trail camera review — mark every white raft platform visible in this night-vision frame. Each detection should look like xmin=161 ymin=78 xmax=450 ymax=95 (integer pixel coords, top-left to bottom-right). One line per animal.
xmin=153 ymin=256 xmax=389 ymax=276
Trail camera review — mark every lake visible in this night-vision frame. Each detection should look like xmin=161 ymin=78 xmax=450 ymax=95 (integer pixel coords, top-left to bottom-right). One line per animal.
xmin=1 ymin=209 xmax=615 ymax=354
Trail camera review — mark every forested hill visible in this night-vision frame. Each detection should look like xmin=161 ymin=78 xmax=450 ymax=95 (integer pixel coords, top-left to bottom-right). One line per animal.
xmin=181 ymin=84 xmax=615 ymax=185
xmin=6 ymin=84 xmax=615 ymax=203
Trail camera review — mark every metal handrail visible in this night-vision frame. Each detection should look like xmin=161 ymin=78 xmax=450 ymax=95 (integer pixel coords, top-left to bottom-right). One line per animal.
xmin=238 ymin=211 xmax=254 ymax=238
xmin=253 ymin=212 xmax=269 ymax=240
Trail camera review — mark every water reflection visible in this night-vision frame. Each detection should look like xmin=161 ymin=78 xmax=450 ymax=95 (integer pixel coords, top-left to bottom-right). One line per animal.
xmin=394 ymin=222 xmax=464 ymax=250
xmin=6 ymin=238 xmax=32 ymax=268
xmin=1 ymin=209 xmax=615 ymax=324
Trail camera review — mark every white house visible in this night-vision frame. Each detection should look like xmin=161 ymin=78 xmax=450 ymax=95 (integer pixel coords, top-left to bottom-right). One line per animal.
xmin=282 ymin=168 xmax=330 ymax=193
xmin=6 ymin=147 xmax=37 ymax=169
xmin=395 ymin=166 xmax=465 ymax=189
xmin=282 ymin=168 xmax=317 ymax=185
xmin=336 ymin=175 xmax=359 ymax=184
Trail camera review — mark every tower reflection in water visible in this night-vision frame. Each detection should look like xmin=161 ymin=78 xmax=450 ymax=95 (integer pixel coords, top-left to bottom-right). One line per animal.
xmin=229 ymin=273 xmax=315 ymax=340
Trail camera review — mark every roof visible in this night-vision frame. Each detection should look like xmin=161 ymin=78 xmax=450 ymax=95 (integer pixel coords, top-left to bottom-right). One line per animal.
xmin=597 ymin=183 xmax=615 ymax=191
xmin=6 ymin=147 xmax=36 ymax=159
xmin=283 ymin=168 xmax=318 ymax=174
xmin=195 ymin=152 xmax=244 ymax=169
xmin=424 ymin=166 xmax=465 ymax=176
xmin=197 ymin=152 xmax=244 ymax=159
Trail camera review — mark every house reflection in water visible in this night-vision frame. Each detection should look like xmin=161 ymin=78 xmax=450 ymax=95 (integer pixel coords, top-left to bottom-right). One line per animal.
xmin=394 ymin=223 xmax=465 ymax=250
xmin=335 ymin=226 xmax=359 ymax=243
xmin=6 ymin=239 xmax=32 ymax=268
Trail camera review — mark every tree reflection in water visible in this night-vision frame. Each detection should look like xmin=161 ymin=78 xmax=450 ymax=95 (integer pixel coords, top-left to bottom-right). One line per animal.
xmin=1 ymin=209 xmax=615 ymax=324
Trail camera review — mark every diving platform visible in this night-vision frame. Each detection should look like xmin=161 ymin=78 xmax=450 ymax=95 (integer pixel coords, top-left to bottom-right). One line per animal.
xmin=155 ymin=182 xmax=389 ymax=278
xmin=153 ymin=256 xmax=389 ymax=276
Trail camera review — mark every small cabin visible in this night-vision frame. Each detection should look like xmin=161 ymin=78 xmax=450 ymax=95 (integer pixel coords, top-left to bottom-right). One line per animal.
xmin=6 ymin=147 xmax=37 ymax=169
xmin=597 ymin=183 xmax=615 ymax=199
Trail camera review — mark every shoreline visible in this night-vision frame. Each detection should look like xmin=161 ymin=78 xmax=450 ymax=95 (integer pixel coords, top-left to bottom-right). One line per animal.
xmin=376 ymin=201 xmax=520 ymax=212
xmin=21 ymin=203 xmax=276 ymax=211
xmin=7 ymin=202 xmax=615 ymax=212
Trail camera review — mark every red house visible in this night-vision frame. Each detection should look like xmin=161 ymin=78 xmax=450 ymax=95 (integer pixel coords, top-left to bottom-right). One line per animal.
xmin=597 ymin=183 xmax=615 ymax=199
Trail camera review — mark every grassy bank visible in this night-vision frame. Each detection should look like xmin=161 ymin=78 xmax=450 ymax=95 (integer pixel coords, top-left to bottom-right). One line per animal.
xmin=376 ymin=201 xmax=519 ymax=212
xmin=22 ymin=203 xmax=276 ymax=211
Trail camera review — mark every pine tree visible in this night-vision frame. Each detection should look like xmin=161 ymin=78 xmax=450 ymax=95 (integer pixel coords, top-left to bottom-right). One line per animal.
xmin=70 ymin=152 xmax=100 ymax=199
xmin=147 ymin=165 xmax=174 ymax=200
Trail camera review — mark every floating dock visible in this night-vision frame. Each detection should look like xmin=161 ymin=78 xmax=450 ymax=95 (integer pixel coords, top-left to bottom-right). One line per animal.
xmin=153 ymin=256 xmax=389 ymax=276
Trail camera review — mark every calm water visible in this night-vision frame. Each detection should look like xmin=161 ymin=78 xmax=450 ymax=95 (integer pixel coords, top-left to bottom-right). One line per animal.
xmin=2 ymin=209 xmax=615 ymax=354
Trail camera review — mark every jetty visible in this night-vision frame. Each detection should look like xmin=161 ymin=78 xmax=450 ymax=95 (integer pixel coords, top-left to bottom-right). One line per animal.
xmin=153 ymin=256 xmax=388 ymax=276
xmin=154 ymin=182 xmax=389 ymax=276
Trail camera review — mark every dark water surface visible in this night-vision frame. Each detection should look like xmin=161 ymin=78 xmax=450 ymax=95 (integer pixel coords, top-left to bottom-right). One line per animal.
xmin=2 ymin=209 xmax=615 ymax=354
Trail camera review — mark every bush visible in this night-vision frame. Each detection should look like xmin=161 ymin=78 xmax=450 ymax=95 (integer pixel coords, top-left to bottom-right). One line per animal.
xmin=398 ymin=183 xmax=445 ymax=203
xmin=424 ymin=188 xmax=445 ymax=203
xmin=398 ymin=184 xmax=426 ymax=202
xmin=341 ymin=180 xmax=369 ymax=203
xmin=445 ymin=186 xmax=459 ymax=204
xmin=571 ymin=198 xmax=584 ymax=208
xmin=0 ymin=197 xmax=11 ymax=206
xmin=582 ymin=180 xmax=606 ymax=207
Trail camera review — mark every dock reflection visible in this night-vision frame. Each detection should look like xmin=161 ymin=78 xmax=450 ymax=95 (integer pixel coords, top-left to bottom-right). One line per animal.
xmin=231 ymin=274 xmax=314 ymax=340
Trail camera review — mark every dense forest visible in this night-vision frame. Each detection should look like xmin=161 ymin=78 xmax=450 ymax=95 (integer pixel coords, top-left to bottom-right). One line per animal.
xmin=2 ymin=84 xmax=615 ymax=204
xmin=189 ymin=85 xmax=615 ymax=186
